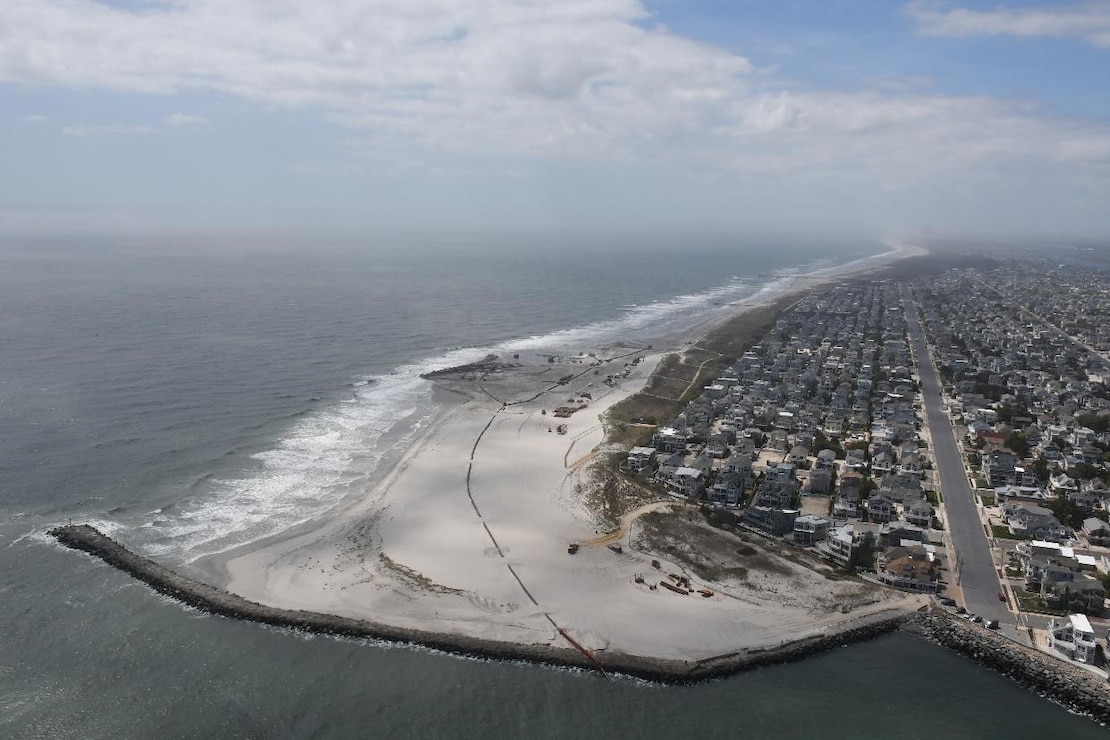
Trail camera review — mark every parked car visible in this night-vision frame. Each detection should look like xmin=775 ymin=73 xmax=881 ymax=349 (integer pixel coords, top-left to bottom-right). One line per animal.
xmin=987 ymin=620 xmax=1000 ymax=629
xmin=997 ymin=590 xmax=1006 ymax=602
xmin=956 ymin=606 xmax=967 ymax=615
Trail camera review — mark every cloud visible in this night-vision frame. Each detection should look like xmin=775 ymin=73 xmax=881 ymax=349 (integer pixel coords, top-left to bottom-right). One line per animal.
xmin=61 ymin=124 xmax=156 ymax=137
xmin=20 ymin=113 xmax=47 ymax=122
xmin=164 ymin=112 xmax=210 ymax=126
xmin=907 ymin=1 xmax=1110 ymax=48
xmin=0 ymin=0 xmax=1108 ymax=194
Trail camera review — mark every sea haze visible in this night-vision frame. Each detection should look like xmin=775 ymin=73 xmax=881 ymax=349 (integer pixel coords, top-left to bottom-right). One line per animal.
xmin=1 ymin=234 xmax=1105 ymax=737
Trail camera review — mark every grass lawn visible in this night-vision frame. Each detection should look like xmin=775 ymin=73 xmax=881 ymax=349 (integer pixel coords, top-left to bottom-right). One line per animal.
xmin=979 ymin=494 xmax=996 ymax=507
xmin=1013 ymin=588 xmax=1067 ymax=616
xmin=926 ymin=490 xmax=942 ymax=505
xmin=991 ymin=524 xmax=1018 ymax=540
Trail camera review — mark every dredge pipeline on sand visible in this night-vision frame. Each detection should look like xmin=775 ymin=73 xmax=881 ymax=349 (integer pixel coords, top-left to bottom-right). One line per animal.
xmin=49 ymin=524 xmax=907 ymax=683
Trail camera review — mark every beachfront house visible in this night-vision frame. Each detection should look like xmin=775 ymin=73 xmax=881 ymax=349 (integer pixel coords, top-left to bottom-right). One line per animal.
xmin=877 ymin=546 xmax=939 ymax=593
xmin=667 ymin=467 xmax=704 ymax=499
xmin=793 ymin=515 xmax=830 ymax=546
xmin=743 ymin=506 xmax=799 ymax=536
xmin=626 ymin=446 xmax=657 ymax=474
xmin=817 ymin=525 xmax=860 ymax=567
xmin=707 ymin=469 xmax=748 ymax=506
xmin=1048 ymin=614 xmax=1100 ymax=664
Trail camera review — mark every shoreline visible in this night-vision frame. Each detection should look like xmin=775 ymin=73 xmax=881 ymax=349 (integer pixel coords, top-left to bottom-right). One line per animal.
xmin=49 ymin=523 xmax=912 ymax=683
xmin=60 ymin=240 xmax=932 ymax=670
xmin=45 ymin=523 xmax=1110 ymax=717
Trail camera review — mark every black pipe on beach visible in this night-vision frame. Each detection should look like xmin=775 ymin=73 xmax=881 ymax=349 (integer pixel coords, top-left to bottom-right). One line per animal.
xmin=48 ymin=524 xmax=914 ymax=684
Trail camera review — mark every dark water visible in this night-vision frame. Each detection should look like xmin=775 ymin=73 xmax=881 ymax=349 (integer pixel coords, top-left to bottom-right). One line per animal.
xmin=1 ymin=235 xmax=1105 ymax=737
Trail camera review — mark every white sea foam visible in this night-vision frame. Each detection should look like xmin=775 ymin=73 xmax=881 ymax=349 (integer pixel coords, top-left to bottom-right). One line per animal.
xmin=142 ymin=254 xmax=873 ymax=562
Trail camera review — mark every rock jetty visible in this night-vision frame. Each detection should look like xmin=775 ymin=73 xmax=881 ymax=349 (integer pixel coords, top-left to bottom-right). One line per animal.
xmin=910 ymin=607 xmax=1110 ymax=724
xmin=49 ymin=524 xmax=906 ymax=683
xmin=420 ymin=355 xmax=518 ymax=379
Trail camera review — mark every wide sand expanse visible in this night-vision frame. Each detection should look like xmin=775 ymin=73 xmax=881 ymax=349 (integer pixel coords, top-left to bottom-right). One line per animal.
xmin=209 ymin=241 xmax=928 ymax=662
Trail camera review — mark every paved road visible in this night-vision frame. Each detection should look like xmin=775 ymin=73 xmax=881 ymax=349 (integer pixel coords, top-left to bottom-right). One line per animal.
xmin=902 ymin=287 xmax=1012 ymax=625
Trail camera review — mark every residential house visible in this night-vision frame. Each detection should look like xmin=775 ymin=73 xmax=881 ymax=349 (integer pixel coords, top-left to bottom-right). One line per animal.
xmin=879 ymin=522 xmax=929 ymax=546
xmin=1082 ymin=518 xmax=1110 ymax=547
xmin=1043 ymin=575 xmax=1105 ymax=615
xmin=708 ymin=469 xmax=747 ymax=506
xmin=817 ymin=525 xmax=859 ymax=566
xmin=743 ymin=506 xmax=799 ymax=536
xmin=904 ymin=499 xmax=934 ymax=529
xmin=983 ymin=449 xmax=1019 ymax=487
xmin=1003 ymin=502 xmax=1068 ymax=541
xmin=788 ymin=445 xmax=810 ymax=465
xmin=866 ymin=492 xmax=896 ymax=524
xmin=626 ymin=446 xmax=657 ymax=474
xmin=793 ymin=515 xmax=831 ymax=545
xmin=877 ymin=545 xmax=940 ymax=592
xmin=815 ymin=448 xmax=837 ymax=468
xmin=807 ymin=468 xmax=832 ymax=495
xmin=667 ymin=467 xmax=704 ymax=499
xmin=1048 ymin=614 xmax=1100 ymax=664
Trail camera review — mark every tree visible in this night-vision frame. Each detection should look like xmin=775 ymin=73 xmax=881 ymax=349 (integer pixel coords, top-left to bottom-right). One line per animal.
xmin=1005 ymin=432 xmax=1030 ymax=458
xmin=1032 ymin=455 xmax=1050 ymax=484
xmin=1046 ymin=496 xmax=1085 ymax=530
xmin=849 ymin=538 xmax=875 ymax=571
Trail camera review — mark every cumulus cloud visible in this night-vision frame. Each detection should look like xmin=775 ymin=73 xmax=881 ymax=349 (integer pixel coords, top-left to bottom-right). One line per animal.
xmin=20 ymin=113 xmax=47 ymax=122
xmin=0 ymin=0 xmax=1108 ymax=190
xmin=907 ymin=1 xmax=1110 ymax=48
xmin=165 ymin=112 xmax=210 ymax=126
xmin=61 ymin=124 xmax=156 ymax=137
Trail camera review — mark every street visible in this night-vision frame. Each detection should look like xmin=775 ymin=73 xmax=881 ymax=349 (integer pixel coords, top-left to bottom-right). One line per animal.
xmin=902 ymin=287 xmax=1012 ymax=625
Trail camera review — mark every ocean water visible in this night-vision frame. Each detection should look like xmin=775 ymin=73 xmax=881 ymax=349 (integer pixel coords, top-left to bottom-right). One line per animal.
xmin=1 ymin=234 xmax=1105 ymax=738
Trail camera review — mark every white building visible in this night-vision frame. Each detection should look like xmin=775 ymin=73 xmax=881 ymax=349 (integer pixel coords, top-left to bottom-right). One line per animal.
xmin=1048 ymin=614 xmax=1099 ymax=665
xmin=817 ymin=524 xmax=857 ymax=566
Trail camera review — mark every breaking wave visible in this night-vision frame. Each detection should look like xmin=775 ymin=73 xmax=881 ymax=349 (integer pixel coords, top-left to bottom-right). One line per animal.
xmin=135 ymin=255 xmax=865 ymax=562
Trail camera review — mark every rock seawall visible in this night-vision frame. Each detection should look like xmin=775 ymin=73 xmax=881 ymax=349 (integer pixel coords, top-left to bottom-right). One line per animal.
xmin=49 ymin=524 xmax=907 ymax=683
xmin=911 ymin=608 xmax=1110 ymax=723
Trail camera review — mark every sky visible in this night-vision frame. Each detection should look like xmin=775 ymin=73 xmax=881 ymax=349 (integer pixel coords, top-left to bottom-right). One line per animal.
xmin=1 ymin=0 xmax=1109 ymax=240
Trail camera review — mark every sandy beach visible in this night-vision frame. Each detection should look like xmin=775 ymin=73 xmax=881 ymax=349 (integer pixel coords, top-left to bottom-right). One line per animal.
xmin=205 ymin=240 xmax=930 ymax=663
